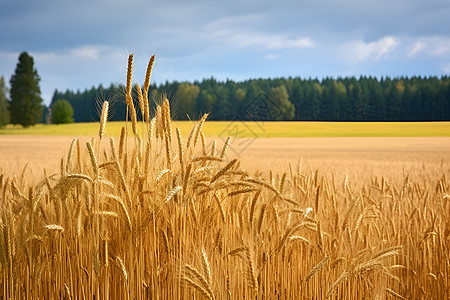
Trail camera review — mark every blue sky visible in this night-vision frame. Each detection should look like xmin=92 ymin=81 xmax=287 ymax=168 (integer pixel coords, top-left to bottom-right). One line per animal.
xmin=1 ymin=0 xmax=449 ymax=105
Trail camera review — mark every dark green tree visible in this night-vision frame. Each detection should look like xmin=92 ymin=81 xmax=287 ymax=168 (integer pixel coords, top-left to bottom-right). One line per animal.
xmin=0 ymin=76 xmax=10 ymax=128
xmin=9 ymin=52 xmax=43 ymax=127
xmin=51 ymin=99 xmax=74 ymax=124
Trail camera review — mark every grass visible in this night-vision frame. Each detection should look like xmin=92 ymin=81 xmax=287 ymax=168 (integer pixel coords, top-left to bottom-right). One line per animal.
xmin=1 ymin=121 xmax=450 ymax=137
xmin=0 ymin=54 xmax=448 ymax=299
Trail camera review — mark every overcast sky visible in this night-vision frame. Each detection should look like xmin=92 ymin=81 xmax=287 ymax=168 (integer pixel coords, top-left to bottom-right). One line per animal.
xmin=1 ymin=0 xmax=449 ymax=105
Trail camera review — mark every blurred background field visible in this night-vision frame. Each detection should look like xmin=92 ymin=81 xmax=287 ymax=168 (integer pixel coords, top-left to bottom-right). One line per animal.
xmin=1 ymin=121 xmax=450 ymax=137
xmin=1 ymin=134 xmax=449 ymax=187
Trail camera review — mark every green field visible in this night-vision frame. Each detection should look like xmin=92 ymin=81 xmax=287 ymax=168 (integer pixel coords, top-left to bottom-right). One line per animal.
xmin=1 ymin=121 xmax=449 ymax=137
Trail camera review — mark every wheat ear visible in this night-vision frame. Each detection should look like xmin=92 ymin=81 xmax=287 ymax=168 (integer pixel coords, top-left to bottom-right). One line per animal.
xmin=99 ymin=101 xmax=109 ymax=139
xmin=136 ymin=83 xmax=145 ymax=120
xmin=220 ymin=137 xmax=231 ymax=160
xmin=126 ymin=54 xmax=137 ymax=135
xmin=143 ymin=55 xmax=155 ymax=122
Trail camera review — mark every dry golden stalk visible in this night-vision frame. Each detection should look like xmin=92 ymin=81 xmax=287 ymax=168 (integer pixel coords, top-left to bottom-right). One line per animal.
xmin=119 ymin=126 xmax=125 ymax=159
xmin=305 ymin=255 xmax=329 ymax=282
xmin=326 ymin=271 xmax=349 ymax=298
xmin=66 ymin=137 xmax=78 ymax=173
xmin=136 ymin=83 xmax=145 ymax=120
xmin=244 ymin=247 xmax=258 ymax=292
xmin=186 ymin=124 xmax=197 ymax=150
xmin=102 ymin=238 xmax=109 ymax=267
xmin=210 ymin=140 xmax=216 ymax=157
xmin=194 ymin=113 xmax=209 ymax=147
xmin=64 ymin=284 xmax=72 ymax=300
xmin=213 ymin=192 xmax=226 ymax=223
xmin=164 ymin=186 xmax=182 ymax=203
xmin=201 ymin=132 xmax=207 ymax=156
xmin=182 ymin=264 xmax=215 ymax=300
xmin=142 ymin=56 xmax=155 ymax=122
xmin=126 ymin=94 xmax=138 ymax=136
xmin=288 ymin=235 xmax=312 ymax=246
xmin=176 ymin=128 xmax=184 ymax=166
xmin=211 ymin=159 xmax=237 ymax=184
xmin=116 ymin=256 xmax=128 ymax=282
xmin=249 ymin=190 xmax=261 ymax=226
xmin=99 ymin=101 xmax=109 ymax=139
xmin=162 ymin=98 xmax=172 ymax=143
xmin=76 ymin=137 xmax=82 ymax=172
xmin=201 ymin=249 xmax=212 ymax=285
xmin=385 ymin=288 xmax=406 ymax=299
xmin=86 ymin=142 xmax=98 ymax=177
xmin=44 ymin=224 xmax=65 ymax=232
xmin=106 ymin=193 xmax=132 ymax=232
xmin=155 ymin=105 xmax=163 ymax=139
xmin=158 ymin=228 xmax=169 ymax=256
xmin=279 ymin=172 xmax=287 ymax=194
xmin=183 ymin=163 xmax=192 ymax=194
xmin=256 ymin=204 xmax=267 ymax=234
xmin=182 ymin=274 xmax=215 ymax=300
xmin=155 ymin=169 xmax=173 ymax=183
xmin=126 ymin=54 xmax=133 ymax=96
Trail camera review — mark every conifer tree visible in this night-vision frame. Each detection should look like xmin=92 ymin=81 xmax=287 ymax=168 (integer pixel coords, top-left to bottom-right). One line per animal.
xmin=9 ymin=52 xmax=43 ymax=127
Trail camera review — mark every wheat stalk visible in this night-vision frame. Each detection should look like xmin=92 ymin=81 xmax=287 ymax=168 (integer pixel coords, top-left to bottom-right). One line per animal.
xmin=99 ymin=101 xmax=109 ymax=139
xmin=142 ymin=55 xmax=155 ymax=122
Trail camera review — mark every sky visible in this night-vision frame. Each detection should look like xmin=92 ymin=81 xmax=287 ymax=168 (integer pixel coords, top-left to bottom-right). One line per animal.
xmin=1 ymin=0 xmax=449 ymax=105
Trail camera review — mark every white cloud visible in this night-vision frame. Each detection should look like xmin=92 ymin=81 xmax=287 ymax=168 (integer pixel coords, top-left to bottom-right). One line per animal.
xmin=408 ymin=41 xmax=426 ymax=57
xmin=346 ymin=36 xmax=399 ymax=63
xmin=204 ymin=15 xmax=315 ymax=51
xmin=407 ymin=36 xmax=450 ymax=57
xmin=32 ymin=45 xmax=118 ymax=63
xmin=209 ymin=29 xmax=315 ymax=51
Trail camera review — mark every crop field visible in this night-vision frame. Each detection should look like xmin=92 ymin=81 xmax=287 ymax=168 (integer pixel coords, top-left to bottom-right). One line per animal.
xmin=0 ymin=55 xmax=449 ymax=299
xmin=2 ymin=120 xmax=450 ymax=138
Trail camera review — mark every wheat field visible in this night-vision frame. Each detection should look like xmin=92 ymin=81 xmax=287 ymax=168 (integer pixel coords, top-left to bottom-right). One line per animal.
xmin=0 ymin=55 xmax=448 ymax=299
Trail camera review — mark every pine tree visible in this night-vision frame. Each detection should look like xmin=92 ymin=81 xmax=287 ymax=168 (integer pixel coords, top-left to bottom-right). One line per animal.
xmin=9 ymin=52 xmax=43 ymax=127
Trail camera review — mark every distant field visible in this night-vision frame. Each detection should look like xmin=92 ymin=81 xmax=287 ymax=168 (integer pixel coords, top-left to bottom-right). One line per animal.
xmin=1 ymin=121 xmax=450 ymax=137
xmin=1 ymin=135 xmax=449 ymax=185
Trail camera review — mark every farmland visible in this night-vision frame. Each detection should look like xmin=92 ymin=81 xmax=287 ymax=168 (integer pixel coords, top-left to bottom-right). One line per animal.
xmin=0 ymin=55 xmax=448 ymax=299
xmin=1 ymin=120 xmax=450 ymax=137
xmin=1 ymin=121 xmax=449 ymax=299
xmin=1 ymin=135 xmax=449 ymax=184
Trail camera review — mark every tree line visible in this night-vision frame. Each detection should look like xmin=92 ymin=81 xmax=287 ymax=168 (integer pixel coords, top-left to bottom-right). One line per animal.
xmin=51 ymin=75 xmax=450 ymax=123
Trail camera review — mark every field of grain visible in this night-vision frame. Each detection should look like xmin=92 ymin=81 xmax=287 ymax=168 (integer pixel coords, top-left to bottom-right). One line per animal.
xmin=2 ymin=120 xmax=450 ymax=137
xmin=1 ymin=135 xmax=449 ymax=187
xmin=0 ymin=55 xmax=448 ymax=299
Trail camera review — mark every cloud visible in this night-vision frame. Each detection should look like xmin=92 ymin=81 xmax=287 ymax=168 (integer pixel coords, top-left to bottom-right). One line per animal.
xmin=204 ymin=15 xmax=315 ymax=51
xmin=211 ymin=30 xmax=315 ymax=50
xmin=33 ymin=45 xmax=116 ymax=63
xmin=344 ymin=36 xmax=399 ymax=63
xmin=407 ymin=36 xmax=450 ymax=57
xmin=408 ymin=41 xmax=426 ymax=57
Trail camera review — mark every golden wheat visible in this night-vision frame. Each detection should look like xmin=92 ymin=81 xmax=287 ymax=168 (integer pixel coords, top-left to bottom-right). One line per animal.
xmin=0 ymin=54 xmax=448 ymax=299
